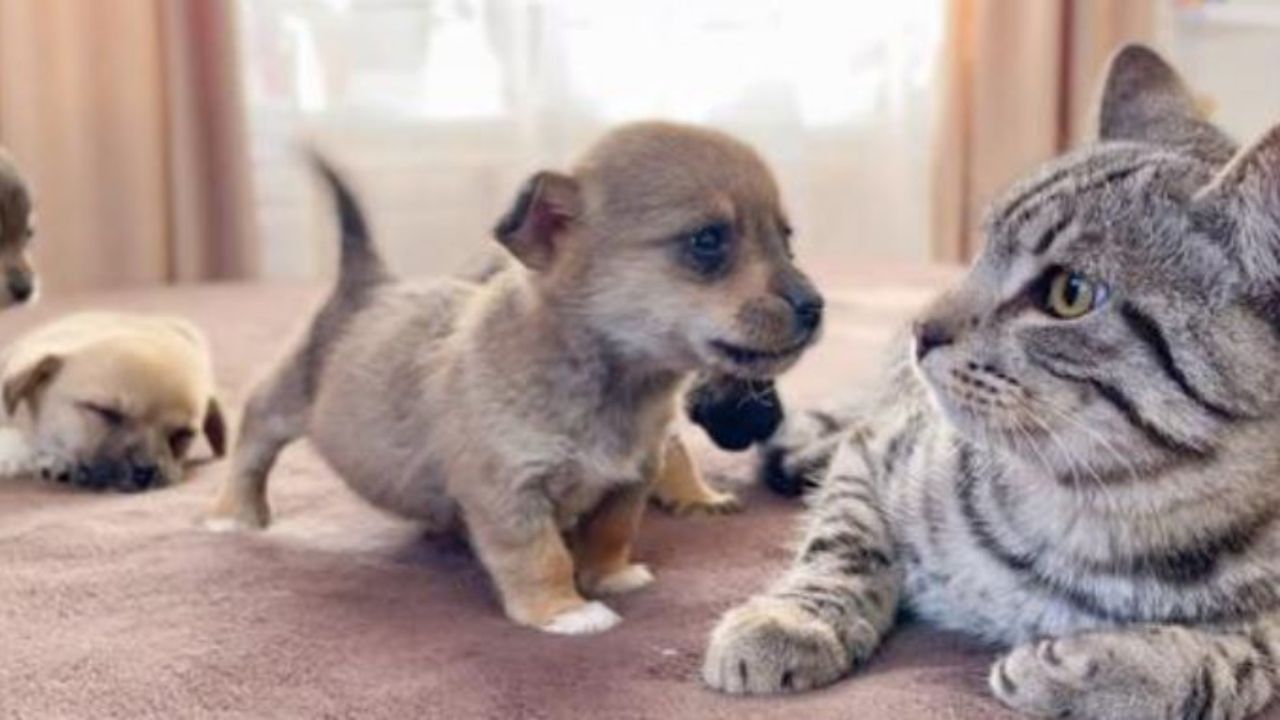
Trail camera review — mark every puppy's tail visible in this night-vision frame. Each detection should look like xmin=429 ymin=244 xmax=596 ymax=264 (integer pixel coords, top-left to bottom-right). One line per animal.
xmin=309 ymin=152 xmax=389 ymax=292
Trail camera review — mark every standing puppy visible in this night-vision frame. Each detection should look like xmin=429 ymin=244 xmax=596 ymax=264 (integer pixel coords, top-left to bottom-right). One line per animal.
xmin=0 ymin=150 xmax=37 ymax=307
xmin=207 ymin=122 xmax=823 ymax=634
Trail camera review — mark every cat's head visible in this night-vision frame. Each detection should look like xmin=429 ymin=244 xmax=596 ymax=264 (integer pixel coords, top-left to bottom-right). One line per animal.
xmin=913 ymin=45 xmax=1280 ymax=483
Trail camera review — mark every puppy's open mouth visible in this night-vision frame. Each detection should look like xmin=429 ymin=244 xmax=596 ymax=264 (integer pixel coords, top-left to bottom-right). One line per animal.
xmin=711 ymin=339 xmax=808 ymax=368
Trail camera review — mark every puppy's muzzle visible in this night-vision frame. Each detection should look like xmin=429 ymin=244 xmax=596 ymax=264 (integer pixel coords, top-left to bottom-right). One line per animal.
xmin=5 ymin=267 xmax=33 ymax=304
xmin=46 ymin=460 xmax=167 ymax=493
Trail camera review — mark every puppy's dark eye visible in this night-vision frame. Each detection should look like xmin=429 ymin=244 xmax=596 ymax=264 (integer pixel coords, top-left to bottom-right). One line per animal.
xmin=169 ymin=428 xmax=196 ymax=458
xmin=682 ymin=223 xmax=731 ymax=276
xmin=81 ymin=403 xmax=125 ymax=427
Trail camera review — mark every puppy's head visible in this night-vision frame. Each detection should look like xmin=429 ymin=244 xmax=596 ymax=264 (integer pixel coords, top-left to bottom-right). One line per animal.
xmin=493 ymin=121 xmax=823 ymax=379
xmin=0 ymin=151 xmax=37 ymax=308
xmin=4 ymin=319 xmax=225 ymax=491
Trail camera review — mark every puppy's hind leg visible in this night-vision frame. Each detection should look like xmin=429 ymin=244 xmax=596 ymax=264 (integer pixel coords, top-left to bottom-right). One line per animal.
xmin=650 ymin=435 xmax=740 ymax=515
xmin=205 ymin=357 xmax=310 ymax=531
xmin=574 ymin=483 xmax=654 ymax=597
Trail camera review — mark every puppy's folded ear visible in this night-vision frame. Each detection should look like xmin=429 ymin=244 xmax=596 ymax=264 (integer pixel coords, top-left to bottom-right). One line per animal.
xmin=2 ymin=354 xmax=62 ymax=416
xmin=492 ymin=171 xmax=580 ymax=271
xmin=203 ymin=396 xmax=227 ymax=458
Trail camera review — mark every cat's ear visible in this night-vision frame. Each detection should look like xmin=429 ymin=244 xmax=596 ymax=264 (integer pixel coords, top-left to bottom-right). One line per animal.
xmin=1096 ymin=44 xmax=1234 ymax=162
xmin=1194 ymin=125 xmax=1280 ymax=283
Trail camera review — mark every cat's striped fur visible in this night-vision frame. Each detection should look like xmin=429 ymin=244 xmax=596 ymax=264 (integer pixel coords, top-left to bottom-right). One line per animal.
xmin=704 ymin=46 xmax=1280 ymax=719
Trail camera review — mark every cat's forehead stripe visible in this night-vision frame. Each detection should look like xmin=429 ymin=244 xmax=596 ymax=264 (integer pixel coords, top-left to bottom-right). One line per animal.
xmin=998 ymin=159 xmax=1151 ymax=257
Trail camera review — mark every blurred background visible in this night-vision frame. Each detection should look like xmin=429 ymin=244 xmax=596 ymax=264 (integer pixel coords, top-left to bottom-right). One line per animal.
xmin=0 ymin=0 xmax=1277 ymax=295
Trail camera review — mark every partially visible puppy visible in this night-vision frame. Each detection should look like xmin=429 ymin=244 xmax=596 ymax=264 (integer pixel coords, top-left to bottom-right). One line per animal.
xmin=0 ymin=312 xmax=226 ymax=490
xmin=0 ymin=150 xmax=37 ymax=307
xmin=209 ymin=122 xmax=824 ymax=634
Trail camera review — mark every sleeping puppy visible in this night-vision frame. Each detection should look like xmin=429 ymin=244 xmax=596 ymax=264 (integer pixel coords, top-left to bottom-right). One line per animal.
xmin=0 ymin=312 xmax=226 ymax=490
xmin=207 ymin=122 xmax=823 ymax=634
xmin=0 ymin=149 xmax=37 ymax=307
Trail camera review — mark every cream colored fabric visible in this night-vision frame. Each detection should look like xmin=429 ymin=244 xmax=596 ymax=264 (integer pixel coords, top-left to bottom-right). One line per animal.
xmin=931 ymin=0 xmax=1160 ymax=262
xmin=0 ymin=0 xmax=257 ymax=294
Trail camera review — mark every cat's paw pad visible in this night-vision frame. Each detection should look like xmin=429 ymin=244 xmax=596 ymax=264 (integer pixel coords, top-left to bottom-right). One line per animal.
xmin=590 ymin=564 xmax=655 ymax=596
xmin=703 ymin=598 xmax=859 ymax=694
xmin=992 ymin=637 xmax=1112 ymax=718
xmin=541 ymin=601 xmax=621 ymax=635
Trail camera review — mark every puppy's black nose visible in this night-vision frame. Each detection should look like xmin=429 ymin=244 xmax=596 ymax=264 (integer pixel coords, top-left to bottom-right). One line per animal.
xmin=793 ymin=296 xmax=824 ymax=332
xmin=131 ymin=465 xmax=159 ymax=490
xmin=914 ymin=319 xmax=955 ymax=360
xmin=8 ymin=272 xmax=32 ymax=302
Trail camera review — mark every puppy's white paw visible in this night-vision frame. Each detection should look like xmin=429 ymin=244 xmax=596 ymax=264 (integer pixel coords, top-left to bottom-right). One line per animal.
xmin=652 ymin=489 xmax=742 ymax=516
xmin=201 ymin=506 xmax=270 ymax=533
xmin=202 ymin=495 xmax=271 ymax=532
xmin=542 ymin=601 xmax=621 ymax=635
xmin=202 ymin=516 xmax=257 ymax=533
xmin=592 ymin=564 xmax=655 ymax=596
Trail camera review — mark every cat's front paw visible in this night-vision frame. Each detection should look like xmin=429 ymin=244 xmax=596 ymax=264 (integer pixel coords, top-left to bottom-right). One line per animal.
xmin=992 ymin=636 xmax=1154 ymax=720
xmin=703 ymin=598 xmax=851 ymax=694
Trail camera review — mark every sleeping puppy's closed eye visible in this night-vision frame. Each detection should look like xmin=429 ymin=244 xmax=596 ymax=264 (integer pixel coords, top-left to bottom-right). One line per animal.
xmin=0 ymin=312 xmax=225 ymax=491
xmin=0 ymin=149 xmax=37 ymax=307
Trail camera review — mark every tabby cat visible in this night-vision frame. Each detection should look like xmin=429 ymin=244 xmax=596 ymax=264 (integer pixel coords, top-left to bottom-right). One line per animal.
xmin=703 ymin=45 xmax=1280 ymax=720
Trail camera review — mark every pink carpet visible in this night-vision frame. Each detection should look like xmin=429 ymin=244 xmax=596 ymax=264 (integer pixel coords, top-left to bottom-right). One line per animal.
xmin=2 ymin=265 xmax=1238 ymax=719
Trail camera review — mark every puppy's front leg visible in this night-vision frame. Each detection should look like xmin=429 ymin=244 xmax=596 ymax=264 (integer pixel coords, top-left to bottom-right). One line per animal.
xmin=573 ymin=483 xmax=654 ymax=597
xmin=466 ymin=501 xmax=619 ymax=635
xmin=650 ymin=435 xmax=740 ymax=515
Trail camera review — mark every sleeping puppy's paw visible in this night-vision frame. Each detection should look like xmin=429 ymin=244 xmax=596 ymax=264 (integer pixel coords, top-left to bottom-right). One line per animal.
xmin=703 ymin=598 xmax=855 ymax=694
xmin=542 ymin=601 xmax=621 ymax=635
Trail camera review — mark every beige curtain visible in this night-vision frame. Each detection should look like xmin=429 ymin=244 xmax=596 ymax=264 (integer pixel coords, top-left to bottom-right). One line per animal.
xmin=0 ymin=0 xmax=257 ymax=295
xmin=931 ymin=0 xmax=1161 ymax=262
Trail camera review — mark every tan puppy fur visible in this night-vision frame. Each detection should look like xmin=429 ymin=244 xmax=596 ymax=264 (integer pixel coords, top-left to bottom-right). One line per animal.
xmin=0 ymin=150 xmax=37 ymax=307
xmin=207 ymin=122 xmax=823 ymax=634
xmin=0 ymin=313 xmax=226 ymax=490
xmin=651 ymin=435 xmax=740 ymax=515
xmin=461 ymin=251 xmax=741 ymax=515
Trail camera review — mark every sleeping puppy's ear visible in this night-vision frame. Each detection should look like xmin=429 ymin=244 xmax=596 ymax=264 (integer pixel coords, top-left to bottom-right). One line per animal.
xmin=203 ymin=396 xmax=227 ymax=458
xmin=2 ymin=354 xmax=62 ymax=415
xmin=492 ymin=171 xmax=580 ymax=271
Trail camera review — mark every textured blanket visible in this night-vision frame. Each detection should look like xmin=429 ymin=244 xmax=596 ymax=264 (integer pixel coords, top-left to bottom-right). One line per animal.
xmin=0 ymin=265 xmax=1164 ymax=719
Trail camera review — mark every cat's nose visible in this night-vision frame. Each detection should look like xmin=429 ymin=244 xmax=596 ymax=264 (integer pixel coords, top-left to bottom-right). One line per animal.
xmin=913 ymin=319 xmax=955 ymax=360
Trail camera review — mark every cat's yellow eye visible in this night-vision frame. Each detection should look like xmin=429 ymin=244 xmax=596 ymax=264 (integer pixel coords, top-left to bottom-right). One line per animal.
xmin=1042 ymin=268 xmax=1109 ymax=319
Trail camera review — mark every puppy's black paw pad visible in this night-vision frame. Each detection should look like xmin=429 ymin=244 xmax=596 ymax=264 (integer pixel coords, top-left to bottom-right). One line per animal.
xmin=760 ymin=447 xmax=820 ymax=498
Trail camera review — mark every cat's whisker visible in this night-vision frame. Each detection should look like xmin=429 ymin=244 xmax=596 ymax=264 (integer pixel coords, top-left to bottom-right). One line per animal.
xmin=1032 ymin=400 xmax=1142 ymax=486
